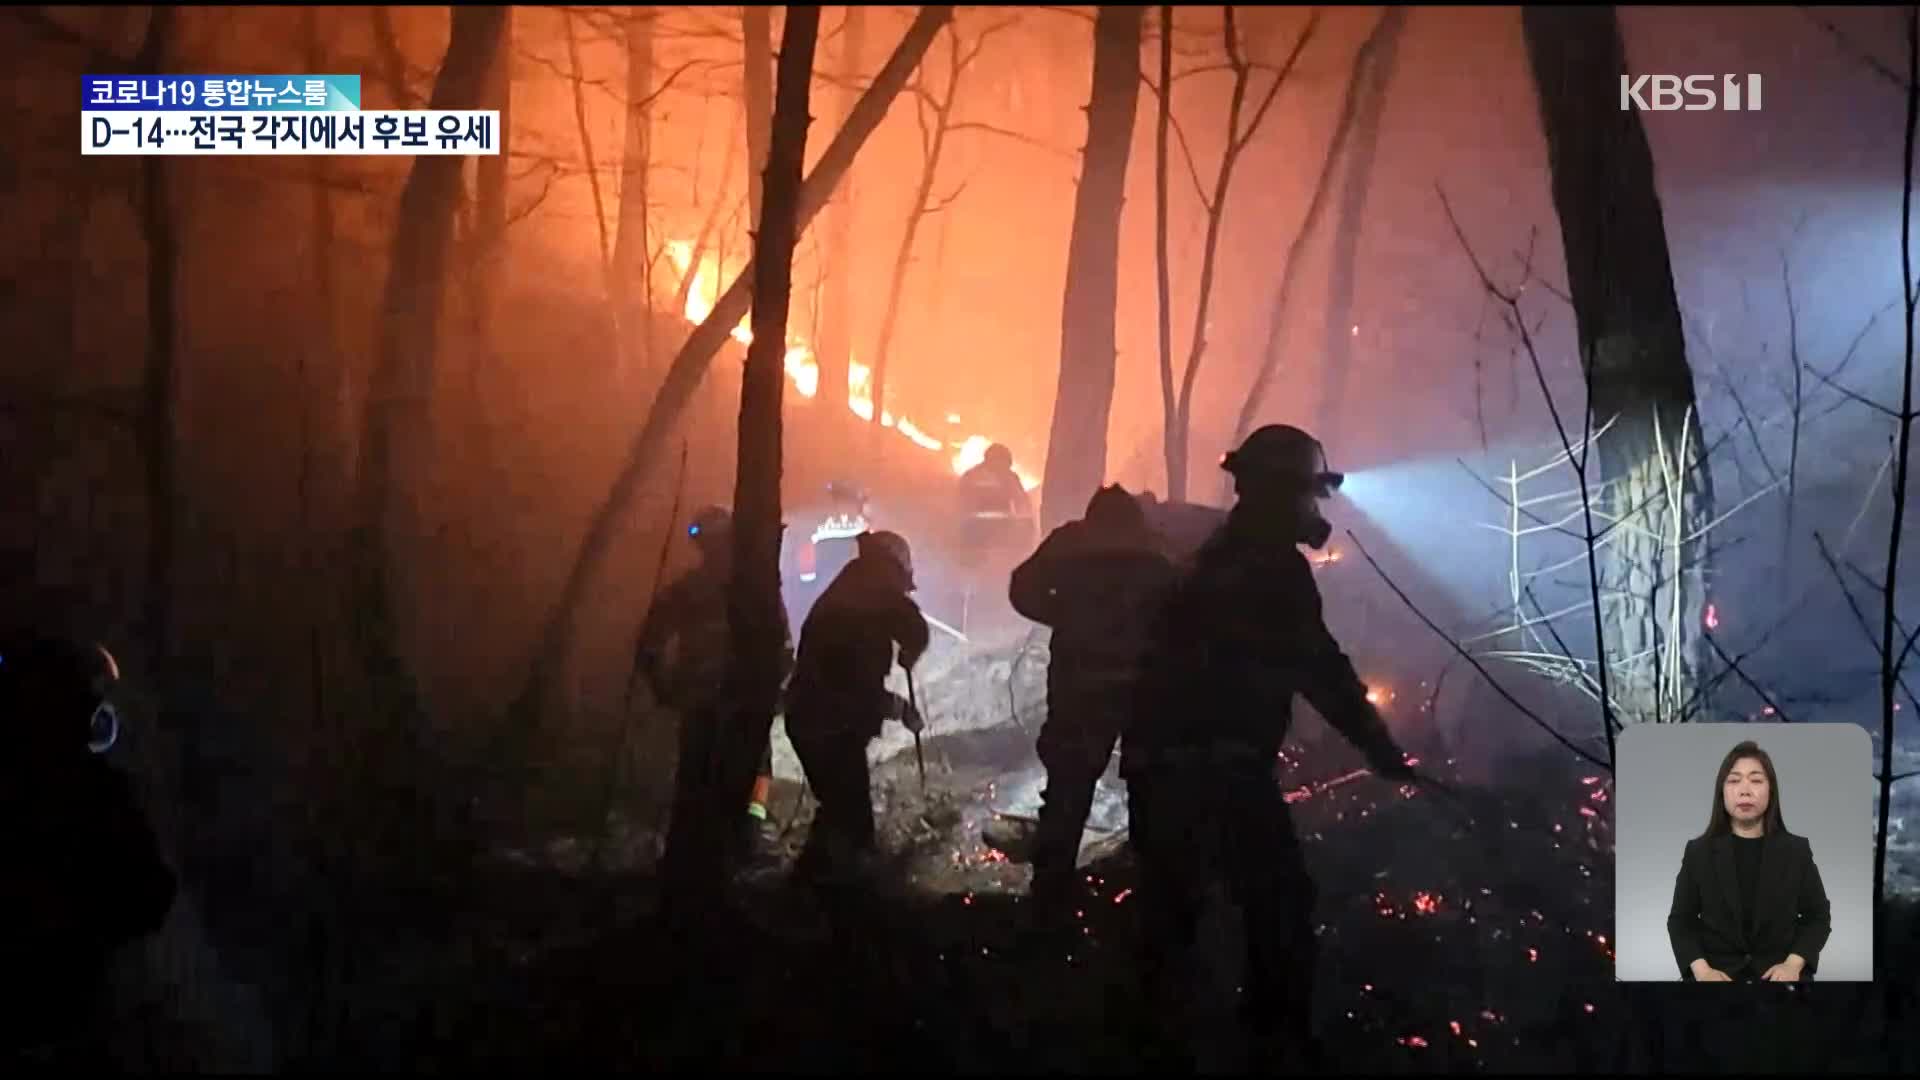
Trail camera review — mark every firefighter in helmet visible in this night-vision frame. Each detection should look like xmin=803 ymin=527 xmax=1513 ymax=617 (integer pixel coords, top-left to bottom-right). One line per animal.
xmin=1 ymin=631 xmax=176 ymax=1065
xmin=1126 ymin=424 xmax=1415 ymax=1070
xmin=956 ymin=444 xmax=1035 ymax=628
xmin=1007 ymin=484 xmax=1178 ymax=927
xmin=634 ymin=505 xmax=793 ymax=858
xmin=784 ymin=529 xmax=930 ymax=885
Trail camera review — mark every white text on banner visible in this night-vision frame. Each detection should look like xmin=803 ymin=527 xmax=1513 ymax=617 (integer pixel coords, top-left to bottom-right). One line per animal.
xmin=81 ymin=110 xmax=501 ymax=156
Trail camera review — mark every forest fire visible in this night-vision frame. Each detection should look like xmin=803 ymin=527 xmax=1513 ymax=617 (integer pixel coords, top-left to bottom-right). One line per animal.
xmin=666 ymin=240 xmax=1038 ymax=489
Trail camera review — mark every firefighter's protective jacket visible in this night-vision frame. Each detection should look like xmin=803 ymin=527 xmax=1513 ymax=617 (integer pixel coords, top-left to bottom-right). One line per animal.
xmin=1127 ymin=507 xmax=1404 ymax=775
xmin=637 ymin=565 xmax=794 ymax=711
xmin=785 ymin=556 xmax=930 ymax=741
xmin=958 ymin=462 xmax=1033 ymax=521
xmin=1009 ymin=519 xmax=1178 ymax=700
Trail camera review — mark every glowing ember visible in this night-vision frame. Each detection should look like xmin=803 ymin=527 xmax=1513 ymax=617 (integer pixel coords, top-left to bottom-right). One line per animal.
xmin=1583 ymin=1003 xmax=1596 ymax=1015
xmin=1527 ymin=947 xmax=1539 ymax=963
xmin=1364 ymin=685 xmax=1393 ymax=706
xmin=1400 ymin=1035 xmax=1429 ymax=1049
xmin=1113 ymin=888 xmax=1133 ymax=904
xmin=1450 ymin=1020 xmax=1463 ymax=1036
xmin=1412 ymin=891 xmax=1441 ymax=916
xmin=1704 ymin=602 xmax=1720 ymax=629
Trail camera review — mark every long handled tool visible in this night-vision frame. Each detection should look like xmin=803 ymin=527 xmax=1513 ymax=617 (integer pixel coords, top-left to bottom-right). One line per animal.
xmin=906 ymin=665 xmax=928 ymax=795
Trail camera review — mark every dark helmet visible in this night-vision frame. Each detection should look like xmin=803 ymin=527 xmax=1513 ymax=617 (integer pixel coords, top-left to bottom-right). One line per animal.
xmin=857 ymin=529 xmax=915 ymax=589
xmin=688 ymin=505 xmax=733 ymax=544
xmin=0 ymin=633 xmax=123 ymax=755
xmin=984 ymin=443 xmax=1014 ymax=471
xmin=1085 ymin=484 xmax=1148 ymax=534
xmin=1221 ymin=424 xmax=1344 ymax=496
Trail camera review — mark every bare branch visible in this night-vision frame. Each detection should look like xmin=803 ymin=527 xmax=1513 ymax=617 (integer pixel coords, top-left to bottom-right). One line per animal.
xmin=946 ymin=121 xmax=1077 ymax=161
xmin=1800 ymin=6 xmax=1910 ymax=91
xmin=1233 ymin=9 xmax=1319 ymax=150
xmin=1346 ymin=530 xmax=1612 ymax=771
xmin=1138 ymin=72 xmax=1219 ymax=208
xmin=1804 ymin=363 xmax=1901 ymax=419
xmin=1703 ymin=632 xmax=1793 ymax=721
xmin=1813 ymin=531 xmax=1920 ymax=717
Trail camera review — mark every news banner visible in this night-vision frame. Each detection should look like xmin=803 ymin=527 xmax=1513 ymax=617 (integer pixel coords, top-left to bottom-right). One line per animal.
xmin=82 ymin=75 xmax=499 ymax=156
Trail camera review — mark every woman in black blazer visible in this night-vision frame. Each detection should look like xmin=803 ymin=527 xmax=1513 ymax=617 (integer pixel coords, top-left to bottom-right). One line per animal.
xmin=1667 ymin=739 xmax=1831 ymax=982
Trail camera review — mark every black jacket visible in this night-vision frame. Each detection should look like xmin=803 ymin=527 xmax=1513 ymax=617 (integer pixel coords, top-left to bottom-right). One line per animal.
xmin=1009 ymin=519 xmax=1178 ymax=701
xmin=784 ymin=556 xmax=929 ymax=742
xmin=1667 ymin=830 xmax=1832 ymax=980
xmin=1126 ymin=508 xmax=1403 ymax=778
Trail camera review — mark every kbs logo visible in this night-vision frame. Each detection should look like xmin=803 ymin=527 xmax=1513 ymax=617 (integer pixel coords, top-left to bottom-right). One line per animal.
xmin=1619 ymin=74 xmax=1762 ymax=111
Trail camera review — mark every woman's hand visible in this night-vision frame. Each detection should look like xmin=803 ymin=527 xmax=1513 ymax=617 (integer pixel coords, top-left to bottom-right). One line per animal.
xmin=1690 ymin=959 xmax=1733 ymax=982
xmin=1760 ymin=955 xmax=1806 ymax=982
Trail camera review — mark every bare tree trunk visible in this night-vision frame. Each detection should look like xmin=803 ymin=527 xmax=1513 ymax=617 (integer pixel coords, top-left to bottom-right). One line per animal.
xmin=354 ymin=5 xmax=507 ymax=756
xmin=1875 ymin=1 xmax=1918 ymax=967
xmin=1523 ymin=6 xmax=1714 ymax=725
xmin=1159 ymin=9 xmax=1315 ymax=503
xmin=473 ymin=6 xmax=511 ymax=299
xmin=1041 ymin=4 xmax=1144 ymax=530
xmin=1232 ymin=6 xmax=1403 ymax=451
xmin=664 ymin=4 xmax=821 ymax=919
xmin=1313 ymin=4 xmax=1404 ymax=445
xmin=510 ymin=5 xmax=954 ymax=732
xmin=137 ymin=5 xmax=179 ymax=677
xmin=1153 ymin=7 xmax=1173 ymax=498
xmin=614 ymin=8 xmax=655 ymax=368
xmin=302 ymin=7 xmax=338 ymax=732
xmin=743 ymin=5 xmax=774 ymax=231
xmin=817 ymin=4 xmax=866 ymax=414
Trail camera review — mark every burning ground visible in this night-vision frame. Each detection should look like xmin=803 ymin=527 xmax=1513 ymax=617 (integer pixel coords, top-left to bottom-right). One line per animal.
xmin=384 ymin=636 xmax=1920 ymax=1073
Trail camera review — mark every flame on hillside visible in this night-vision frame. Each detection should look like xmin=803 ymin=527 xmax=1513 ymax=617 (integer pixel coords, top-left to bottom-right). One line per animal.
xmin=665 ymin=240 xmax=1038 ymax=490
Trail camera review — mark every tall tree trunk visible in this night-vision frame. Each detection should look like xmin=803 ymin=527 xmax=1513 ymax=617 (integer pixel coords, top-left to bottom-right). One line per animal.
xmin=473 ymin=6 xmax=511 ymax=298
xmin=1232 ymin=6 xmax=1401 ymax=450
xmin=742 ymin=6 xmax=774 ymax=231
xmin=664 ymin=4 xmax=821 ymax=919
xmin=354 ymin=5 xmax=507 ymax=760
xmin=817 ymin=5 xmax=866 ymax=415
xmin=1312 ymin=5 xmax=1403 ymax=446
xmin=1152 ymin=6 xmax=1173 ymax=500
xmin=302 ymin=4 xmax=338 ymax=720
xmin=1523 ymin=6 xmax=1714 ymax=724
xmin=509 ymin=5 xmax=954 ymax=732
xmin=614 ymin=8 xmax=655 ymax=368
xmin=1041 ymin=4 xmax=1144 ymax=530
xmin=1874 ymin=2 xmax=1918 ymax=970
xmin=137 ymin=6 xmax=179 ymax=678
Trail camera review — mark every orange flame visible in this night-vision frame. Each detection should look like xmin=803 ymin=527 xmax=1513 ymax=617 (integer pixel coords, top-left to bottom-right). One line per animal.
xmin=665 ymin=239 xmax=1038 ymax=489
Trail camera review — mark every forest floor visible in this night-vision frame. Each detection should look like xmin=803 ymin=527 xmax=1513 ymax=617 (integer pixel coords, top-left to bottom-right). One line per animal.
xmin=280 ymin=719 xmax=1920 ymax=1075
